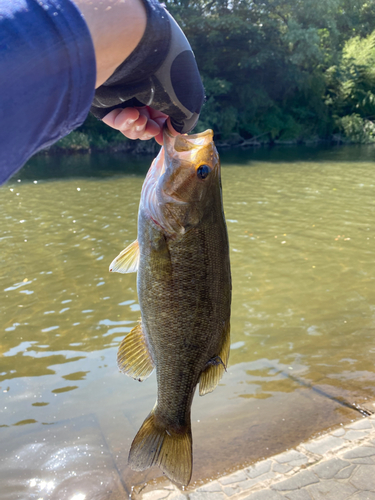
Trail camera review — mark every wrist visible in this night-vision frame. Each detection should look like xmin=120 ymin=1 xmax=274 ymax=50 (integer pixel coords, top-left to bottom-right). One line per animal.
xmin=72 ymin=0 xmax=147 ymax=88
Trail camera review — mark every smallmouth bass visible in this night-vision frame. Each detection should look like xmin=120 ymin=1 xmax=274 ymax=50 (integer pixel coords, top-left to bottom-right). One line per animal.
xmin=110 ymin=128 xmax=231 ymax=486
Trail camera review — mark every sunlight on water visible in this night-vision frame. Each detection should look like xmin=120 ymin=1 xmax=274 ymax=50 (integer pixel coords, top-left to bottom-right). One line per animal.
xmin=1 ymin=146 xmax=375 ymax=498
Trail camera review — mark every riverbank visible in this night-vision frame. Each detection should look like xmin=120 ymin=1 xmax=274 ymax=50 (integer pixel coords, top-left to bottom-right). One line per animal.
xmin=133 ymin=405 xmax=375 ymax=500
xmin=43 ymin=130 xmax=357 ymax=157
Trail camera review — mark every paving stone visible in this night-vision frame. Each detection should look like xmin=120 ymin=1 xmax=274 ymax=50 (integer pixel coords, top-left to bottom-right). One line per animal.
xmin=343 ymin=446 xmax=375 ymax=460
xmin=289 ymin=458 xmax=310 ymax=467
xmin=350 ymin=458 xmax=375 ymax=465
xmin=284 ymin=491 xmax=312 ymax=500
xmin=241 ymin=471 xmax=277 ymax=489
xmin=143 ymin=491 xmax=170 ymax=500
xmin=302 ymin=435 xmax=345 ymax=456
xmin=222 ymin=485 xmax=240 ymax=497
xmin=335 ymin=463 xmax=357 ymax=479
xmin=219 ymin=470 xmax=249 ymax=485
xmin=243 ymin=490 xmax=286 ymax=500
xmin=350 ymin=464 xmax=375 ymax=490
xmin=246 ymin=460 xmax=272 ymax=479
xmin=169 ymin=494 xmax=186 ymax=500
xmin=247 ymin=460 xmax=273 ymax=479
xmin=310 ymin=458 xmax=349 ymax=479
xmin=256 ymin=471 xmax=277 ymax=484
xmin=271 ymin=470 xmax=319 ymax=491
xmin=239 ymin=477 xmax=269 ymax=492
xmin=273 ymin=451 xmax=308 ymax=465
xmin=343 ymin=430 xmax=368 ymax=441
xmin=351 ymin=492 xmax=375 ymax=500
xmin=307 ymin=480 xmax=356 ymax=500
xmin=331 ymin=427 xmax=346 ymax=437
xmin=272 ymin=463 xmax=294 ymax=474
xmin=189 ymin=491 xmax=225 ymax=500
xmin=348 ymin=419 xmax=373 ymax=431
xmin=196 ymin=482 xmax=223 ymax=493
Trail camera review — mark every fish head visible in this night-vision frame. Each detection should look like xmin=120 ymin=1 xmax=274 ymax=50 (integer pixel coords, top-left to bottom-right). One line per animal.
xmin=140 ymin=128 xmax=220 ymax=236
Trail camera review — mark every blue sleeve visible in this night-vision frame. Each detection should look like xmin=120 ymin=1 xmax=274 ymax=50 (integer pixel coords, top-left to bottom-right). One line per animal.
xmin=0 ymin=0 xmax=96 ymax=184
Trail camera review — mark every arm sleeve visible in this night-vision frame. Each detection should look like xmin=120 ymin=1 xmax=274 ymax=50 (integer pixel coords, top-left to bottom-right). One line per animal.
xmin=0 ymin=0 xmax=96 ymax=184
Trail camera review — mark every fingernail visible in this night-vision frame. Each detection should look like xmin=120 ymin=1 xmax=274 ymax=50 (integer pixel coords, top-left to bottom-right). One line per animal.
xmin=125 ymin=118 xmax=136 ymax=126
xmin=135 ymin=125 xmax=144 ymax=132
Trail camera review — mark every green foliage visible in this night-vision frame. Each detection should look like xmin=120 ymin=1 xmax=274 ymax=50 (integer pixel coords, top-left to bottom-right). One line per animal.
xmin=57 ymin=0 xmax=375 ymax=150
xmin=53 ymin=131 xmax=90 ymax=150
xmin=327 ymin=29 xmax=375 ymax=139
xmin=168 ymin=0 xmax=375 ymax=143
xmin=337 ymin=114 xmax=375 ymax=143
xmin=54 ymin=114 xmax=129 ymax=151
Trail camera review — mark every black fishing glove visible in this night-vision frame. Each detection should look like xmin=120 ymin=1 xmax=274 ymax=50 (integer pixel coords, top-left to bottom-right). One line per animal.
xmin=90 ymin=0 xmax=205 ymax=134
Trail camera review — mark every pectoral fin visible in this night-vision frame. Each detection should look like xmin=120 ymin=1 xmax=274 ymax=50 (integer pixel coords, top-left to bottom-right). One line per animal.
xmin=199 ymin=321 xmax=231 ymax=396
xmin=117 ymin=321 xmax=154 ymax=381
xmin=109 ymin=239 xmax=139 ymax=273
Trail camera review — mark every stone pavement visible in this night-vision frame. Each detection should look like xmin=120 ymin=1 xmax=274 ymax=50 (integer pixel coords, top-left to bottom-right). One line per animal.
xmin=138 ymin=412 xmax=375 ymax=500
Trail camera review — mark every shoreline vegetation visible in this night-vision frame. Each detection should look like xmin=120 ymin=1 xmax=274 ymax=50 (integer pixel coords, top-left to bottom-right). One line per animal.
xmin=46 ymin=126 xmax=374 ymax=156
xmin=52 ymin=0 xmax=375 ymax=155
xmin=47 ymin=132 xmax=359 ymax=156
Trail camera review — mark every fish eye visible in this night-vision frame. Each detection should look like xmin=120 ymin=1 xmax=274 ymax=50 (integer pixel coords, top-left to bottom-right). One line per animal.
xmin=196 ymin=164 xmax=211 ymax=180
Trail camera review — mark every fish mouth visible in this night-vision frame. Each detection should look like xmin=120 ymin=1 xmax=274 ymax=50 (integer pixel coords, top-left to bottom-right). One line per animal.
xmin=163 ymin=127 xmax=214 ymax=152
xmin=163 ymin=127 xmax=219 ymax=179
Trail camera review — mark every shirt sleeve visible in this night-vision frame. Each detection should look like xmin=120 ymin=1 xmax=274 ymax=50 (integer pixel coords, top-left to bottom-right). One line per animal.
xmin=0 ymin=0 xmax=96 ymax=184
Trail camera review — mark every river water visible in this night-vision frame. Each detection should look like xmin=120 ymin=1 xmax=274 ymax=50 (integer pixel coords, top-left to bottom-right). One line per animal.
xmin=1 ymin=145 xmax=375 ymax=499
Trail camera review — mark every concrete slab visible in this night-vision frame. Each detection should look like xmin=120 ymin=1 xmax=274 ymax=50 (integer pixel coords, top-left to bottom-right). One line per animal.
xmin=128 ymin=413 xmax=375 ymax=500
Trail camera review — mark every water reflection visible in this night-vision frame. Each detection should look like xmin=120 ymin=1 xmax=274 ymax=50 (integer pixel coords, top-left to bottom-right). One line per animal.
xmin=1 ymin=146 xmax=375 ymax=498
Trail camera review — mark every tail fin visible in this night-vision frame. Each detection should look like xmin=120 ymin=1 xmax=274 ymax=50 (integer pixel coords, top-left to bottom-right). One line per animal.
xmin=128 ymin=408 xmax=192 ymax=486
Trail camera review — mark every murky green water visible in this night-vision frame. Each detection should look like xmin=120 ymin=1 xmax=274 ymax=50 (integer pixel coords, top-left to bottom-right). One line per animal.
xmin=1 ymin=145 xmax=375 ymax=499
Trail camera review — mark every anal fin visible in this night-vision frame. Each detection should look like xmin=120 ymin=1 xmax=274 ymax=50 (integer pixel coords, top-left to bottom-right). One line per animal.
xmin=199 ymin=321 xmax=231 ymax=396
xmin=117 ymin=321 xmax=154 ymax=381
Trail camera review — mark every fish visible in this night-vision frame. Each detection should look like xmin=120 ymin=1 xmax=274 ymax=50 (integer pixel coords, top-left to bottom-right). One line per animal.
xmin=109 ymin=128 xmax=231 ymax=486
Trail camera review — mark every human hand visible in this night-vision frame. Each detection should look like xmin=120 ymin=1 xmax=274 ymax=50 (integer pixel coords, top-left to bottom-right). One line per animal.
xmin=90 ymin=0 xmax=204 ymax=135
xmin=102 ymin=106 xmax=178 ymax=145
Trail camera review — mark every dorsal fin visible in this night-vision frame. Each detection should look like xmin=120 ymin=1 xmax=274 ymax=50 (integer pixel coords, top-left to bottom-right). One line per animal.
xmin=109 ymin=239 xmax=139 ymax=273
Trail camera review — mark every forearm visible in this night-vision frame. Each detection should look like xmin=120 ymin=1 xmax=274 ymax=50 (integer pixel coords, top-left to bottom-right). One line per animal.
xmin=0 ymin=0 xmax=96 ymax=185
xmin=73 ymin=0 xmax=147 ymax=88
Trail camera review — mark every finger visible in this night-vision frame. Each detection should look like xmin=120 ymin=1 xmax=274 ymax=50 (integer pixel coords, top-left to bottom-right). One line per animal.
xmin=147 ymin=107 xmax=168 ymax=122
xmin=117 ymin=115 xmax=160 ymax=141
xmin=102 ymin=107 xmax=139 ymax=130
xmin=138 ymin=119 xmax=161 ymax=141
xmin=166 ymin=117 xmax=179 ymax=137
xmin=114 ymin=108 xmax=141 ymax=131
xmin=154 ymin=129 xmax=164 ymax=145
xmin=113 ymin=113 xmax=148 ymax=140
xmin=120 ymin=114 xmax=149 ymax=140
xmin=153 ymin=118 xmax=179 ymax=145
xmin=101 ymin=108 xmax=123 ymax=128
xmin=132 ymin=113 xmax=148 ymax=134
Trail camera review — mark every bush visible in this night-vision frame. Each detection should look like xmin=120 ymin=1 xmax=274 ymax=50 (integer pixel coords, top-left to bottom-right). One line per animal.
xmin=53 ymin=131 xmax=90 ymax=150
xmin=338 ymin=113 xmax=375 ymax=143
